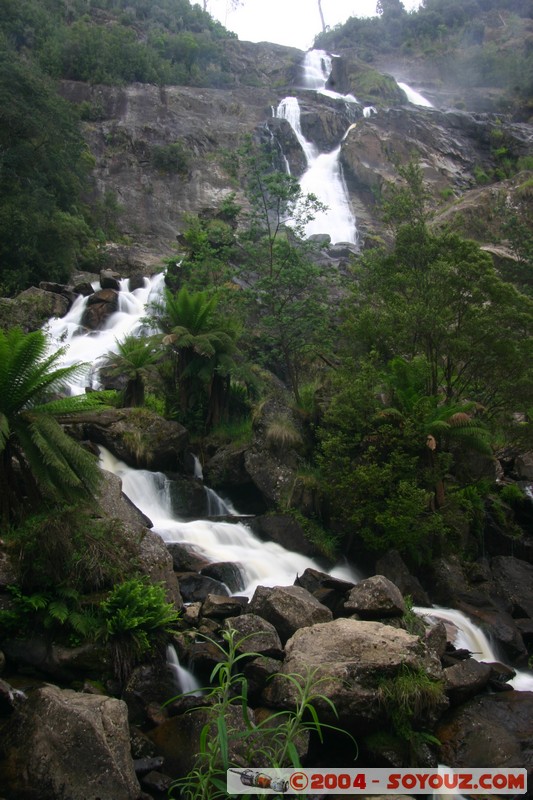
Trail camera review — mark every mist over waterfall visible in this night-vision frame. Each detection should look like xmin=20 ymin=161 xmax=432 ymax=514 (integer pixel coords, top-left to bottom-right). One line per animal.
xmin=274 ymin=50 xmax=357 ymax=245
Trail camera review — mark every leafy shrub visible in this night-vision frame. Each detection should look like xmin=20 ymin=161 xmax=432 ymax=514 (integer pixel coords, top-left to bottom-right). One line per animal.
xmin=152 ymin=141 xmax=190 ymax=176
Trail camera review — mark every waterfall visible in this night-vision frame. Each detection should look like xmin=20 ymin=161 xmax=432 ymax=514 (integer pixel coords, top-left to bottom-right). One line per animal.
xmin=166 ymin=644 xmax=202 ymax=696
xmin=275 ymin=50 xmax=357 ymax=245
xmin=397 ymin=81 xmax=434 ymax=108
xmin=45 ymin=272 xmax=165 ymax=394
xmin=99 ymin=447 xmax=360 ymax=597
xmin=415 ymin=606 xmax=533 ymax=692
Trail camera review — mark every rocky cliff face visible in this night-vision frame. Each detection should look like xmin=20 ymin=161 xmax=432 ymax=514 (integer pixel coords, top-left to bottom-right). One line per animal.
xmin=60 ymin=38 xmax=533 ymax=268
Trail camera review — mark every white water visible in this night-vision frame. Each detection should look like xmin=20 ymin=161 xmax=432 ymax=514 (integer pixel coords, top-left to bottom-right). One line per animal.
xmin=301 ymin=50 xmax=358 ymax=104
xmin=415 ymin=606 xmax=533 ymax=692
xmin=45 ymin=273 xmax=165 ymax=393
xmin=99 ymin=447 xmax=360 ymax=597
xmin=397 ymin=81 xmax=434 ymax=108
xmin=166 ymin=644 xmax=202 ymax=696
xmin=274 ymin=50 xmax=357 ymax=245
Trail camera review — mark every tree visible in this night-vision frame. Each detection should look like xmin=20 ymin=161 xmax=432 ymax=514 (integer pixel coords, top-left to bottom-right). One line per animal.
xmin=0 ymin=44 xmax=93 ymax=295
xmin=154 ymin=287 xmax=240 ymax=428
xmin=237 ymin=143 xmax=333 ymax=404
xmin=317 ymin=0 xmax=327 ymax=32
xmin=0 ymin=328 xmax=106 ymax=526
xmin=101 ymin=335 xmax=161 ymax=407
xmin=346 ymin=211 xmax=533 ymax=416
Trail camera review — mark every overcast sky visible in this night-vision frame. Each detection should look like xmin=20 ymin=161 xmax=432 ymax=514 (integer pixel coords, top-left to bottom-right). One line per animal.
xmin=209 ymin=0 xmax=422 ymax=51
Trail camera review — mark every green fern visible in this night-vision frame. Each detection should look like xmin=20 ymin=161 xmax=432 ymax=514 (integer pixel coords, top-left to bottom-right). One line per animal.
xmin=0 ymin=327 xmax=108 ymax=523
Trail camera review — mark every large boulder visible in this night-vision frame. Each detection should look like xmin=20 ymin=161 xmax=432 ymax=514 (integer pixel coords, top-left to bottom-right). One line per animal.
xmin=75 ymin=407 xmax=188 ymax=471
xmin=490 ymin=556 xmax=533 ymax=619
xmin=98 ymin=469 xmax=153 ymax=528
xmin=0 ymin=685 xmax=141 ymax=800
xmin=343 ymin=575 xmax=407 ymax=618
xmin=436 ymin=692 xmax=533 ymax=770
xmin=224 ymin=614 xmax=284 ymax=659
xmin=263 ymin=618 xmax=446 ymax=733
xmin=0 ymin=287 xmax=70 ymax=333
xmin=250 ymin=514 xmax=321 ymax=558
xmin=137 ymin=528 xmax=183 ymax=608
xmin=81 ymin=287 xmax=119 ymax=330
xmin=249 ymin=585 xmax=333 ymax=644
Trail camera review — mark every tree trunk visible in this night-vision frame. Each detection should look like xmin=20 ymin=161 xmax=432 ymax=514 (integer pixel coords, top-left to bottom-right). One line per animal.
xmin=317 ymin=0 xmax=326 ymax=31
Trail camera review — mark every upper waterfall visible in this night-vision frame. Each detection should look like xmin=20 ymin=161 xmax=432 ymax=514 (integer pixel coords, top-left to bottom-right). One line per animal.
xmin=275 ymin=50 xmax=357 ymax=245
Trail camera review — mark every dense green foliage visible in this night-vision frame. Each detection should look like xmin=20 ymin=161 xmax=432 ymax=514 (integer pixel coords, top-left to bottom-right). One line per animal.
xmin=0 ymin=47 xmax=93 ymax=295
xmin=2 ymin=0 xmax=234 ymax=87
xmin=0 ymin=328 xmax=107 ymax=525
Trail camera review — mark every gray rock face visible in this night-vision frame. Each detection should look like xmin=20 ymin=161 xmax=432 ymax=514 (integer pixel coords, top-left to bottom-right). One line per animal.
xmin=138 ymin=529 xmax=183 ymax=608
xmin=343 ymin=574 xmax=407 ymax=618
xmin=98 ymin=469 xmax=153 ymax=528
xmin=263 ymin=618 xmax=445 ymax=732
xmin=490 ymin=556 xmax=533 ymax=619
xmin=0 ymin=685 xmax=141 ymax=799
xmin=249 ymin=585 xmax=333 ymax=644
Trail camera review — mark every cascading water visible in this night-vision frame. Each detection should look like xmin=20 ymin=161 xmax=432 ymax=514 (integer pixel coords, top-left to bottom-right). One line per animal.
xmin=274 ymin=50 xmax=357 ymax=245
xmin=166 ymin=644 xmax=202 ymax=695
xmin=415 ymin=606 xmax=533 ymax=692
xmin=45 ymin=273 xmax=165 ymax=393
xmin=397 ymin=81 xmax=434 ymax=108
xmin=98 ymin=446 xmax=360 ymax=597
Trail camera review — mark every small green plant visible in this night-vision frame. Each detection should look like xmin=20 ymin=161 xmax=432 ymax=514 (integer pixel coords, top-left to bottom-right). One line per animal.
xmin=167 ymin=628 xmax=357 ymax=800
xmin=97 ymin=578 xmax=180 ymax=682
xmin=499 ymin=482 xmax=526 ymax=506
xmin=377 ymin=664 xmax=445 ymax=745
xmin=265 ymin=415 xmax=304 ymax=453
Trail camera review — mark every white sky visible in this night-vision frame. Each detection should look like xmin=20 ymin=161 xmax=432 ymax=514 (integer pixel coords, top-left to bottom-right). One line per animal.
xmin=208 ymin=0 xmax=422 ymax=51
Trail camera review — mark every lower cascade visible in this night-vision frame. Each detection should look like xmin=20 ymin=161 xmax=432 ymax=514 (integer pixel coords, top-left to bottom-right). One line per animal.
xmin=99 ymin=447 xmax=360 ymax=596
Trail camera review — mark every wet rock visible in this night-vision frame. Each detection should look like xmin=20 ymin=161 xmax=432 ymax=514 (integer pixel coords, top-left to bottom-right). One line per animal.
xmin=0 ymin=685 xmax=140 ymax=799
xmin=167 ymin=543 xmax=211 ymax=573
xmin=201 ymin=594 xmax=247 ymax=618
xmin=343 ymin=575 xmax=407 ymax=618
xmin=264 ymin=618 xmax=445 ymax=733
xmin=100 ymin=269 xmax=121 ymax=290
xmin=81 ymin=287 xmax=119 ymax=330
xmin=224 ymin=613 xmax=284 ymax=659
xmin=200 ymin=562 xmax=245 ymax=593
xmin=178 ymin=573 xmax=229 ymax=603
xmin=249 ymin=585 xmax=333 ymax=644
xmin=243 ymin=656 xmax=283 ymax=696
xmin=443 ymin=660 xmax=492 ymax=705
xmin=436 ymin=692 xmax=533 ymax=770
xmin=250 ymin=514 xmax=321 ymax=558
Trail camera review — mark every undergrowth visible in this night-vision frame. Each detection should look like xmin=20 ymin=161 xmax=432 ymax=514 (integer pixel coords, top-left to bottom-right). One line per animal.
xmin=166 ymin=627 xmax=357 ymax=799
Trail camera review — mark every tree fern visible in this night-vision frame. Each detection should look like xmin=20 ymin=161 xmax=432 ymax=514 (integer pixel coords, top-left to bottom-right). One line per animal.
xmin=0 ymin=327 xmax=107 ymax=524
